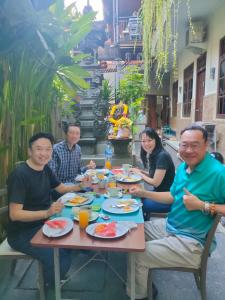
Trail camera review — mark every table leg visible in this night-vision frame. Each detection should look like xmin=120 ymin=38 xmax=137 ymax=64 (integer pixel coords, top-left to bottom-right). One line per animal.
xmin=130 ymin=253 xmax=135 ymax=300
xmin=54 ymin=248 xmax=61 ymax=300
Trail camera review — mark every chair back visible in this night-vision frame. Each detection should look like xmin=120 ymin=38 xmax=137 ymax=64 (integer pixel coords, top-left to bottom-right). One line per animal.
xmin=200 ymin=214 xmax=221 ymax=270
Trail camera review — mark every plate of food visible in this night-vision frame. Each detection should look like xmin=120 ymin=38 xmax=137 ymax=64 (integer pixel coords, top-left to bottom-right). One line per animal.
xmin=86 ymin=222 xmax=128 ymax=239
xmin=43 ymin=217 xmax=73 ymax=237
xmin=61 ymin=193 xmax=93 ymax=207
xmin=115 ymin=173 xmax=142 ymax=183
xmin=111 ymin=169 xmax=123 ymax=175
xmin=102 ymin=198 xmax=140 ymax=214
xmin=75 ymin=174 xmax=85 ymax=182
xmin=85 ymin=169 xmax=110 ymax=176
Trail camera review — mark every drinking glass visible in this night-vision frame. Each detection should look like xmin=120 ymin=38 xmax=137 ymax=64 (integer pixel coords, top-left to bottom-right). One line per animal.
xmin=78 ymin=207 xmax=90 ymax=229
xmin=107 ymin=176 xmax=116 ymax=188
xmin=105 ymin=159 xmax=112 ymax=170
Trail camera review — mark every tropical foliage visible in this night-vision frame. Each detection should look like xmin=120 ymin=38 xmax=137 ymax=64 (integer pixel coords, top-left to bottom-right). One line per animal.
xmin=0 ymin=0 xmax=95 ymax=187
xmin=141 ymin=0 xmax=192 ymax=86
xmin=118 ymin=65 xmax=147 ymax=128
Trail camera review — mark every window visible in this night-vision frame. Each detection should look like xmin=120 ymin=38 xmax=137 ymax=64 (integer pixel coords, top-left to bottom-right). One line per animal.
xmin=172 ymin=81 xmax=178 ymax=117
xmin=183 ymin=63 xmax=194 ymax=117
xmin=217 ymin=37 xmax=225 ymax=117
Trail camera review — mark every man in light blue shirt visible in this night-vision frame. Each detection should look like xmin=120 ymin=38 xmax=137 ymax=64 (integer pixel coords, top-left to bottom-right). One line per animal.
xmin=128 ymin=125 xmax=225 ymax=300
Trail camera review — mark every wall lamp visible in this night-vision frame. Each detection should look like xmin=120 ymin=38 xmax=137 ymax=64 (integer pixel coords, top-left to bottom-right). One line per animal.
xmin=210 ymin=67 xmax=216 ymax=80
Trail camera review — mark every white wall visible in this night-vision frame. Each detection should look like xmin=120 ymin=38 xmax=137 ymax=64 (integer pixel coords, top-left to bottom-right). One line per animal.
xmin=172 ymin=1 xmax=225 ymax=118
xmin=205 ymin=1 xmax=225 ymax=95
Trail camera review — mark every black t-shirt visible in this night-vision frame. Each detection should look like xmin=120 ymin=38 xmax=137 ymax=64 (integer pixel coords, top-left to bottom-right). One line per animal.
xmin=7 ymin=162 xmax=60 ymax=237
xmin=148 ymin=149 xmax=175 ymax=192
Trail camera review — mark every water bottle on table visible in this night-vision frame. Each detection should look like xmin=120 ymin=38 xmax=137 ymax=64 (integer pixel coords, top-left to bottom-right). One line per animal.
xmin=104 ymin=142 xmax=113 ymax=170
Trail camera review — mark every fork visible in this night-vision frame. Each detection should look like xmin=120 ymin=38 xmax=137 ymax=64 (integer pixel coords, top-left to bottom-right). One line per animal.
xmin=111 ymin=203 xmax=142 ymax=208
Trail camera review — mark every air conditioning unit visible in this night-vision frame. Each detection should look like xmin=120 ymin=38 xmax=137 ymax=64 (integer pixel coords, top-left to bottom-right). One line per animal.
xmin=195 ymin=122 xmax=217 ymax=151
xmin=186 ymin=21 xmax=207 ymax=44
xmin=185 ymin=22 xmax=207 ymax=54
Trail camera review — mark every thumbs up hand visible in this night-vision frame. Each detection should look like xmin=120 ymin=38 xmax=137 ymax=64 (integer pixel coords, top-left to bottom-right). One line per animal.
xmin=183 ymin=188 xmax=204 ymax=211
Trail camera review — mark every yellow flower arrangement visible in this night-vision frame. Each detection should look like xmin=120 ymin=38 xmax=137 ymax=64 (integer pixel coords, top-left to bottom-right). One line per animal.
xmin=108 ymin=101 xmax=128 ymax=125
xmin=116 ymin=116 xmax=132 ymax=128
xmin=108 ymin=101 xmax=132 ymax=139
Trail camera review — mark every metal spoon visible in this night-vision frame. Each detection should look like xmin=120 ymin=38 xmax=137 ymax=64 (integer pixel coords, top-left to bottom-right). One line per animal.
xmin=99 ymin=214 xmax=110 ymax=220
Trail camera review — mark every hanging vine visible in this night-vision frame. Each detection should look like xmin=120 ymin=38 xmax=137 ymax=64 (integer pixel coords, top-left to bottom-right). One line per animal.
xmin=141 ymin=0 xmax=192 ymax=87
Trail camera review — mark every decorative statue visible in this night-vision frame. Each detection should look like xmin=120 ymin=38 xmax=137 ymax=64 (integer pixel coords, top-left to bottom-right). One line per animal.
xmin=108 ymin=101 xmax=132 ymax=139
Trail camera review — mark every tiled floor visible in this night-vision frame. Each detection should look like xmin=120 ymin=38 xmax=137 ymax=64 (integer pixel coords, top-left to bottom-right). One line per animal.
xmin=1 ymin=232 xmax=225 ymax=300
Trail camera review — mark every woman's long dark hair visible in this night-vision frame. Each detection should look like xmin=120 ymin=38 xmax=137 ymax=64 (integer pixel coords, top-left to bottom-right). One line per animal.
xmin=140 ymin=127 xmax=163 ymax=168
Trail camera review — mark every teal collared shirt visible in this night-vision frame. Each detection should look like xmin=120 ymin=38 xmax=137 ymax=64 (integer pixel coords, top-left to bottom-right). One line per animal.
xmin=167 ymin=152 xmax=225 ymax=246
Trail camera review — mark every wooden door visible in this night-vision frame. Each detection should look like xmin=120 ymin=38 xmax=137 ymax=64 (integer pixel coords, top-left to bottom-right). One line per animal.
xmin=147 ymin=95 xmax=157 ymax=129
xmin=195 ymin=53 xmax=206 ymax=121
xmin=195 ymin=70 xmax=205 ymax=121
xmin=161 ymin=96 xmax=170 ymax=126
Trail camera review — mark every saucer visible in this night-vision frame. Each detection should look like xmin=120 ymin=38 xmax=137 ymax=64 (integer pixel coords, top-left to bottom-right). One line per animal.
xmin=104 ymin=192 xmax=123 ymax=198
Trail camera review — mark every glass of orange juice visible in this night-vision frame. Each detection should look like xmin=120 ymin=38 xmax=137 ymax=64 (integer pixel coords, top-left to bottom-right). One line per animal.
xmin=108 ymin=178 xmax=116 ymax=188
xmin=105 ymin=159 xmax=112 ymax=170
xmin=78 ymin=207 xmax=90 ymax=229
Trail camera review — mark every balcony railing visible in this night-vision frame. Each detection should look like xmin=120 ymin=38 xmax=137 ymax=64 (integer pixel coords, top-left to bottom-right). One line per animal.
xmin=118 ymin=16 xmax=142 ymax=44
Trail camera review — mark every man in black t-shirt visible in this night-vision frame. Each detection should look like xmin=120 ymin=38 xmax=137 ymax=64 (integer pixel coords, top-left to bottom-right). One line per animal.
xmin=7 ymin=132 xmax=91 ymax=288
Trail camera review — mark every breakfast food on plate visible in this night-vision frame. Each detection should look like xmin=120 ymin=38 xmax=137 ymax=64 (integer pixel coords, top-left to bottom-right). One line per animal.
xmin=118 ymin=199 xmax=135 ymax=206
xmin=115 ymin=174 xmax=134 ymax=182
xmin=45 ymin=220 xmax=67 ymax=229
xmin=123 ymin=206 xmax=133 ymax=212
xmin=97 ymin=173 xmax=105 ymax=180
xmin=87 ymin=169 xmax=97 ymax=176
xmin=68 ymin=195 xmax=87 ymax=205
xmin=94 ymin=222 xmax=116 ymax=237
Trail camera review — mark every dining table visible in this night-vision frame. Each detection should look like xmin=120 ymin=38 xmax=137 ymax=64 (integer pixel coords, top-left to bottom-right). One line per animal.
xmin=31 ymin=171 xmax=145 ymax=300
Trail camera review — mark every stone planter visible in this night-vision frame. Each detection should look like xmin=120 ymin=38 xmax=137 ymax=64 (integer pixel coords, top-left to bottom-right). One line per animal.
xmin=110 ymin=138 xmax=132 ymax=156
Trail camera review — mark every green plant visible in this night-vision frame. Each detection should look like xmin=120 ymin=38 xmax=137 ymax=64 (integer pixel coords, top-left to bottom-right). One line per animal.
xmin=118 ymin=65 xmax=147 ymax=129
xmin=0 ymin=0 xmax=95 ymax=186
xmin=141 ymin=0 xmax=192 ymax=86
xmin=101 ymin=79 xmax=113 ymax=102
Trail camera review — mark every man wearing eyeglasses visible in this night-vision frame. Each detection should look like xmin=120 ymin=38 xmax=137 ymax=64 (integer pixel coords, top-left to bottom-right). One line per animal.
xmin=128 ymin=125 xmax=225 ymax=300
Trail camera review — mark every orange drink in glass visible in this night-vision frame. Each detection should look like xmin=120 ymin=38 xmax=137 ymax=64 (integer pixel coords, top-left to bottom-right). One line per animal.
xmin=108 ymin=180 xmax=116 ymax=188
xmin=79 ymin=208 xmax=89 ymax=229
xmin=105 ymin=159 xmax=112 ymax=170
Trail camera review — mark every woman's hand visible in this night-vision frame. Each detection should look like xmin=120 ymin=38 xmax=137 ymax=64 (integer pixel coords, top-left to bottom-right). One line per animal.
xmin=183 ymin=188 xmax=204 ymax=211
xmin=129 ymin=186 xmax=145 ymax=197
xmin=130 ymin=167 xmax=142 ymax=176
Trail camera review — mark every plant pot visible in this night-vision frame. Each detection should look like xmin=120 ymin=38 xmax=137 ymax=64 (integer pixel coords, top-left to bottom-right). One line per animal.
xmin=110 ymin=138 xmax=132 ymax=156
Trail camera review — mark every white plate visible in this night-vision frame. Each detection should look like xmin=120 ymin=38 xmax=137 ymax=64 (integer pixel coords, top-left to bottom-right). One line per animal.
xmin=73 ymin=211 xmax=99 ymax=222
xmin=86 ymin=222 xmax=128 ymax=239
xmin=102 ymin=198 xmax=140 ymax=214
xmin=104 ymin=192 xmax=123 ymax=198
xmin=85 ymin=169 xmax=110 ymax=176
xmin=42 ymin=217 xmax=73 ymax=237
xmin=61 ymin=193 xmax=93 ymax=207
xmin=64 ymin=197 xmax=93 ymax=207
xmin=59 ymin=192 xmax=77 ymax=203
xmin=75 ymin=174 xmax=85 ymax=182
xmin=115 ymin=174 xmax=142 ymax=183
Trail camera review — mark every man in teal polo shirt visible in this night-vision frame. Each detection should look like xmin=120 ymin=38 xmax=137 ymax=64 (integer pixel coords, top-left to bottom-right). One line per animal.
xmin=127 ymin=125 xmax=225 ymax=300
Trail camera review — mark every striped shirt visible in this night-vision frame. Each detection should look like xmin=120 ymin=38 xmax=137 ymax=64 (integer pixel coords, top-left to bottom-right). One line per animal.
xmin=49 ymin=141 xmax=85 ymax=183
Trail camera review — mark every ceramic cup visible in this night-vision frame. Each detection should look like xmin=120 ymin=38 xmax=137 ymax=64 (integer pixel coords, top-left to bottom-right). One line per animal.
xmin=108 ymin=187 xmax=121 ymax=197
xmin=122 ymin=164 xmax=132 ymax=172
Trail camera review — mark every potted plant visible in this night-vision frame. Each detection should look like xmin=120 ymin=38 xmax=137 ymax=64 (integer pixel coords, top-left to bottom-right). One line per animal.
xmin=118 ymin=65 xmax=147 ymax=134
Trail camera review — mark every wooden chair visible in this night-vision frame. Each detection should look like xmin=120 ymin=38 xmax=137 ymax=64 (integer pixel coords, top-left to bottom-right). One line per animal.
xmin=147 ymin=214 xmax=222 ymax=300
xmin=0 ymin=206 xmax=45 ymax=300
xmin=148 ymin=212 xmax=168 ymax=219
